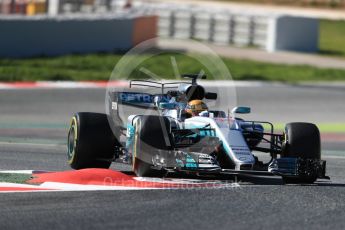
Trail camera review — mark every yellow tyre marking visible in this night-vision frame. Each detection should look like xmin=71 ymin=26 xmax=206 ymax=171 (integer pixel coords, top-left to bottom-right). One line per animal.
xmin=67 ymin=117 xmax=78 ymax=165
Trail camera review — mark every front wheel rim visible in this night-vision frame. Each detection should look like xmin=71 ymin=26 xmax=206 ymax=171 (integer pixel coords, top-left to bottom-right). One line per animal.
xmin=67 ymin=117 xmax=78 ymax=164
xmin=68 ymin=127 xmax=75 ymax=157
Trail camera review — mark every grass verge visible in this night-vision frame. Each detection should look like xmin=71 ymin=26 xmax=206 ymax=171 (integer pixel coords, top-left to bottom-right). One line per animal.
xmin=273 ymin=123 xmax=345 ymax=133
xmin=0 ymin=173 xmax=32 ymax=184
xmin=1 ymin=53 xmax=345 ymax=82
xmin=320 ymin=19 xmax=345 ymax=57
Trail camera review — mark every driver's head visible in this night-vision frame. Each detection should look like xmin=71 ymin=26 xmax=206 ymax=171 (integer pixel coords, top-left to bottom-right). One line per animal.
xmin=185 ymin=100 xmax=208 ymax=117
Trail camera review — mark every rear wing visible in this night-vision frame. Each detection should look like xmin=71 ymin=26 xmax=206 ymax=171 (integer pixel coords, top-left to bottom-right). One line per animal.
xmin=129 ymin=80 xmax=190 ymax=94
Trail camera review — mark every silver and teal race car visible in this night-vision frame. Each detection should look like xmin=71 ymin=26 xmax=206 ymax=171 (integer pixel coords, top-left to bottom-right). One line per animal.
xmin=67 ymin=75 xmax=328 ymax=184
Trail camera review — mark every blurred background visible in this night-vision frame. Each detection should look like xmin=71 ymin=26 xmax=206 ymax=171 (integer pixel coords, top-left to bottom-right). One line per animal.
xmin=0 ymin=0 xmax=345 ymax=81
xmin=0 ymin=2 xmax=345 ymax=228
xmin=0 ymin=0 xmax=344 ymax=144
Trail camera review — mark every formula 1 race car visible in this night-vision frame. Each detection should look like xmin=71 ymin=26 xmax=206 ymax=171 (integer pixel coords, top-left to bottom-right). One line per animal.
xmin=67 ymin=75 xmax=328 ymax=184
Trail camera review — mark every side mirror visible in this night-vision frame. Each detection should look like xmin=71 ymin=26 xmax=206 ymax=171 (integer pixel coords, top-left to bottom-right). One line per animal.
xmin=205 ymin=92 xmax=217 ymax=100
xmin=231 ymin=106 xmax=251 ymax=114
xmin=159 ymin=102 xmax=176 ymax=110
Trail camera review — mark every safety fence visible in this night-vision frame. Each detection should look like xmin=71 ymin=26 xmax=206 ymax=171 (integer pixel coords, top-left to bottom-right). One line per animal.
xmin=0 ymin=14 xmax=157 ymax=58
xmin=151 ymin=3 xmax=319 ymax=52
xmin=0 ymin=0 xmax=320 ymax=53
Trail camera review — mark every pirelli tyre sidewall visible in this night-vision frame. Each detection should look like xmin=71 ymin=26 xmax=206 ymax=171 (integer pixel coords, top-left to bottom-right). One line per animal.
xmin=67 ymin=112 xmax=119 ymax=169
xmin=132 ymin=115 xmax=170 ymax=177
xmin=67 ymin=116 xmax=78 ymax=165
xmin=282 ymin=122 xmax=321 ymax=184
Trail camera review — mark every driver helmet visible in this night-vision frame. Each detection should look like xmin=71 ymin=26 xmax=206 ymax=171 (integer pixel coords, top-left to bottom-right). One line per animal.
xmin=185 ymin=100 xmax=208 ymax=117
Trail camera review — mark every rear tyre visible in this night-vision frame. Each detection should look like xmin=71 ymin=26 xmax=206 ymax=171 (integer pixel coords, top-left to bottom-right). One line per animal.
xmin=67 ymin=112 xmax=120 ymax=169
xmin=132 ymin=116 xmax=171 ymax=177
xmin=282 ymin=122 xmax=320 ymax=184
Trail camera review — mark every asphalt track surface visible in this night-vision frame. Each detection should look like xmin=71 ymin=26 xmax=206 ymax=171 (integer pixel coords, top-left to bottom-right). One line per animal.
xmin=0 ymin=83 xmax=344 ymax=230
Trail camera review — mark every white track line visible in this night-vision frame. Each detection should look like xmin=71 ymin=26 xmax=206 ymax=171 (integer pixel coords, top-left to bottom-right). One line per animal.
xmin=0 ymin=170 xmax=34 ymax=174
xmin=0 ymin=182 xmax=42 ymax=188
xmin=1 ymin=80 xmax=344 ymax=90
xmin=0 ymin=141 xmax=63 ymax=148
xmin=322 ymin=155 xmax=345 ymax=159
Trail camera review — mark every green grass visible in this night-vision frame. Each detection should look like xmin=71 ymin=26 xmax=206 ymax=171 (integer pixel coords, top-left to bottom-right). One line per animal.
xmin=0 ymin=54 xmax=123 ymax=82
xmin=0 ymin=173 xmax=32 ymax=184
xmin=319 ymin=19 xmax=345 ymax=57
xmin=1 ymin=53 xmax=345 ymax=82
xmin=273 ymin=123 xmax=345 ymax=133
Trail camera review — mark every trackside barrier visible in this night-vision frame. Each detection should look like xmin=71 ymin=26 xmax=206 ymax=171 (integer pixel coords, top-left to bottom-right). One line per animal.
xmin=153 ymin=5 xmax=319 ymax=53
xmin=46 ymin=1 xmax=319 ymax=52
xmin=1 ymin=1 xmax=319 ymax=53
xmin=0 ymin=14 xmax=157 ymax=58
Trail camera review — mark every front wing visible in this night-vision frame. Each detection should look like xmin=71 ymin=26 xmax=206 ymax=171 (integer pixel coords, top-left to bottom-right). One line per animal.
xmin=149 ymin=151 xmax=329 ymax=180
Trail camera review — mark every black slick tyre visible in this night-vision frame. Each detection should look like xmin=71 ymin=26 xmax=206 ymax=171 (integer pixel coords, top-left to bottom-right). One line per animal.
xmin=282 ymin=122 xmax=321 ymax=184
xmin=67 ymin=112 xmax=120 ymax=169
xmin=132 ymin=115 xmax=171 ymax=177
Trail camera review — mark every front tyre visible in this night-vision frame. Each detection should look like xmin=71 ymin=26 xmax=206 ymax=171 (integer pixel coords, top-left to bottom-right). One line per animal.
xmin=282 ymin=122 xmax=321 ymax=184
xmin=67 ymin=112 xmax=120 ymax=169
xmin=132 ymin=116 xmax=171 ymax=177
